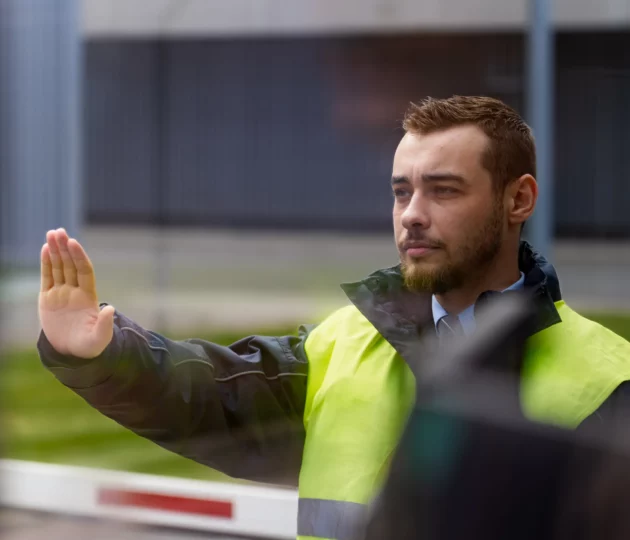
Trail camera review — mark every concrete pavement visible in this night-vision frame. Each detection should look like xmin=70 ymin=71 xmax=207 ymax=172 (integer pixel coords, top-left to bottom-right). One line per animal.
xmin=2 ymin=226 xmax=629 ymax=349
xmin=0 ymin=509 xmax=255 ymax=540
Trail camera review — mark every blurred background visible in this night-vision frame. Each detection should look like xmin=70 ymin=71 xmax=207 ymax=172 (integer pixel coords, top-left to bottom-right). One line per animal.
xmin=1 ymin=0 xmax=630 ymax=538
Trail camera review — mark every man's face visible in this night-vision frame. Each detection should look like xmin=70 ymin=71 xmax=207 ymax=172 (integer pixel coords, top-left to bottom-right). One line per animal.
xmin=392 ymin=125 xmax=505 ymax=294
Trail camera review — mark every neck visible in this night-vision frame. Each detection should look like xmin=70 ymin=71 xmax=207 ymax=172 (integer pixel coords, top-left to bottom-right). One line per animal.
xmin=435 ymin=245 xmax=521 ymax=315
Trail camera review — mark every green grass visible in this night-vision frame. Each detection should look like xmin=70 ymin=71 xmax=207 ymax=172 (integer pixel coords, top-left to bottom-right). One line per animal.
xmin=0 ymin=327 xmax=295 ymax=483
xmin=1 ymin=315 xmax=629 ymax=481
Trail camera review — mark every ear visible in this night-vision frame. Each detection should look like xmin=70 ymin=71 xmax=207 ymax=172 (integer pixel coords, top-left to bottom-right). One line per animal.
xmin=507 ymin=174 xmax=537 ymax=227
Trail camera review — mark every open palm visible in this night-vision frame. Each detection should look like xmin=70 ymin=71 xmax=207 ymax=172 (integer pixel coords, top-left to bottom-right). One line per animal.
xmin=38 ymin=228 xmax=115 ymax=359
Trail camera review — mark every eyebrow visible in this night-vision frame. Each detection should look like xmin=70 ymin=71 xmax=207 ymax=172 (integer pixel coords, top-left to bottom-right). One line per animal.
xmin=391 ymin=176 xmax=411 ymax=185
xmin=391 ymin=173 xmax=468 ymax=185
xmin=422 ymin=172 xmax=468 ymax=184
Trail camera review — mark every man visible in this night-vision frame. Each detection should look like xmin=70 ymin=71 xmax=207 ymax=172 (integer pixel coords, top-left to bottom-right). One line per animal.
xmin=38 ymin=96 xmax=630 ymax=540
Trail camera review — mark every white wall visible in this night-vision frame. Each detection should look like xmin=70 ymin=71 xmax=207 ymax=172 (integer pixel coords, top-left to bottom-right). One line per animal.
xmin=82 ymin=0 xmax=630 ymax=37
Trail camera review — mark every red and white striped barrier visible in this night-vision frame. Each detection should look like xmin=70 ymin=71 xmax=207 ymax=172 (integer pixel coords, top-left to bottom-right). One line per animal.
xmin=0 ymin=459 xmax=297 ymax=538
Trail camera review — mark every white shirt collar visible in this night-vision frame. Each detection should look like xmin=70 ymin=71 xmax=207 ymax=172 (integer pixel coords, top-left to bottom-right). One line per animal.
xmin=432 ymin=272 xmax=526 ymax=336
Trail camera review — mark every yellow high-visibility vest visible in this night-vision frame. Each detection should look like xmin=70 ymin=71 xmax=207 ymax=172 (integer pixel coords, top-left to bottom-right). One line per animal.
xmin=296 ymin=301 xmax=630 ymax=540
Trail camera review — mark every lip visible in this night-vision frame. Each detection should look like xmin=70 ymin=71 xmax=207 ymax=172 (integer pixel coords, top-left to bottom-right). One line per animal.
xmin=406 ymin=246 xmax=436 ymax=257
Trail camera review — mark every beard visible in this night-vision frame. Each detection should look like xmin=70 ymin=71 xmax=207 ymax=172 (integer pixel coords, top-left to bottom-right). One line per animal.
xmin=401 ymin=203 xmax=504 ymax=295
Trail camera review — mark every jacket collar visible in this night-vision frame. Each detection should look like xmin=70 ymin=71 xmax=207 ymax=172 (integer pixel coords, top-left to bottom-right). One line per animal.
xmin=340 ymin=241 xmax=562 ymax=370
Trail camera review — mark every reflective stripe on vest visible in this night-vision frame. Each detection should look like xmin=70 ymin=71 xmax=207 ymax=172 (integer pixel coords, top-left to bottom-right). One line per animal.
xmin=298 ymin=498 xmax=367 ymax=540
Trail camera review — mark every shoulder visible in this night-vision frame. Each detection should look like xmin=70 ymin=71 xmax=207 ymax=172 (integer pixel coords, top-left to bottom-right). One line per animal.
xmin=555 ymin=302 xmax=630 ymax=349
xmin=303 ymin=304 xmax=381 ymax=357
xmin=523 ymin=302 xmax=630 ymax=428
xmin=309 ymin=305 xmax=378 ymax=338
xmin=566 ymin=305 xmax=630 ymax=429
xmin=543 ymin=302 xmax=630 ymax=374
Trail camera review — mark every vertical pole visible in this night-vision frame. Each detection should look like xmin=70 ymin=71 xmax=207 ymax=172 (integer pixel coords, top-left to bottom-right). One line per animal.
xmin=0 ymin=0 xmax=81 ymax=270
xmin=526 ymin=0 xmax=555 ymax=260
xmin=153 ymin=39 xmax=168 ymax=333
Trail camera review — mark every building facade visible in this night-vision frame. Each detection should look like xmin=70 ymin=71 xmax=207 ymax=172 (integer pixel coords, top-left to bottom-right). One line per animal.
xmin=82 ymin=1 xmax=630 ymax=237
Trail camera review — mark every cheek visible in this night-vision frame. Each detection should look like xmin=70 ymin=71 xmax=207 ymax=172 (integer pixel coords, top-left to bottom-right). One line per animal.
xmin=432 ymin=207 xmax=464 ymax=237
xmin=392 ymin=208 xmax=404 ymax=234
xmin=433 ymin=202 xmax=486 ymax=243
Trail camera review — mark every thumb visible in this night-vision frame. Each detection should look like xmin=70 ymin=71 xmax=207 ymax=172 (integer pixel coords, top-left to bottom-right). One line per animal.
xmin=95 ymin=305 xmax=116 ymax=342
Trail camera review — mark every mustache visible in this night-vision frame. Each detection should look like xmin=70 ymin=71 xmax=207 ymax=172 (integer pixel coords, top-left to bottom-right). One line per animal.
xmin=400 ymin=236 xmax=444 ymax=250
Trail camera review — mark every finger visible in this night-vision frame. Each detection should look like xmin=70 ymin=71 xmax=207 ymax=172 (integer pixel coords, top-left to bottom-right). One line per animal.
xmin=55 ymin=229 xmax=78 ymax=287
xmin=67 ymin=238 xmax=96 ymax=293
xmin=46 ymin=230 xmax=64 ymax=285
xmin=40 ymin=243 xmax=54 ymax=292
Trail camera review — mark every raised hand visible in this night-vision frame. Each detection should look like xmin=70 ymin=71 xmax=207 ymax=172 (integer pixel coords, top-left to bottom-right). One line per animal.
xmin=38 ymin=228 xmax=115 ymax=359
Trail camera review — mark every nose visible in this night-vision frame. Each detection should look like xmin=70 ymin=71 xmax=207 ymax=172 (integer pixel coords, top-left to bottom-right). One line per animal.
xmin=401 ymin=192 xmax=430 ymax=231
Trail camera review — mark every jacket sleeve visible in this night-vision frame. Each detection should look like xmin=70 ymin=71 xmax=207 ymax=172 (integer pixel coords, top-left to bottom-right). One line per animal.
xmin=38 ymin=305 xmax=312 ymax=487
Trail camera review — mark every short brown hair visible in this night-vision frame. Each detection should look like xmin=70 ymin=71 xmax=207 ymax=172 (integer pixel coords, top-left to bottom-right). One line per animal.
xmin=402 ymin=96 xmax=536 ymax=192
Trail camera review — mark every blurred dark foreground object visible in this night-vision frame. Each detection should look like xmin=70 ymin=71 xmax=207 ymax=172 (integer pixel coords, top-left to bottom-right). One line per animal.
xmin=362 ymin=295 xmax=630 ymax=540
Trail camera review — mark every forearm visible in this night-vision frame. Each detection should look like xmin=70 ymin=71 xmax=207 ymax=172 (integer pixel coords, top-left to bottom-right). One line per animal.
xmin=38 ymin=307 xmax=310 ymax=485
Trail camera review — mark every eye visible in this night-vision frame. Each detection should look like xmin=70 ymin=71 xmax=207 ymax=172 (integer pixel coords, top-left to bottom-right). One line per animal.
xmin=433 ymin=186 xmax=458 ymax=196
xmin=393 ymin=188 xmax=411 ymax=199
